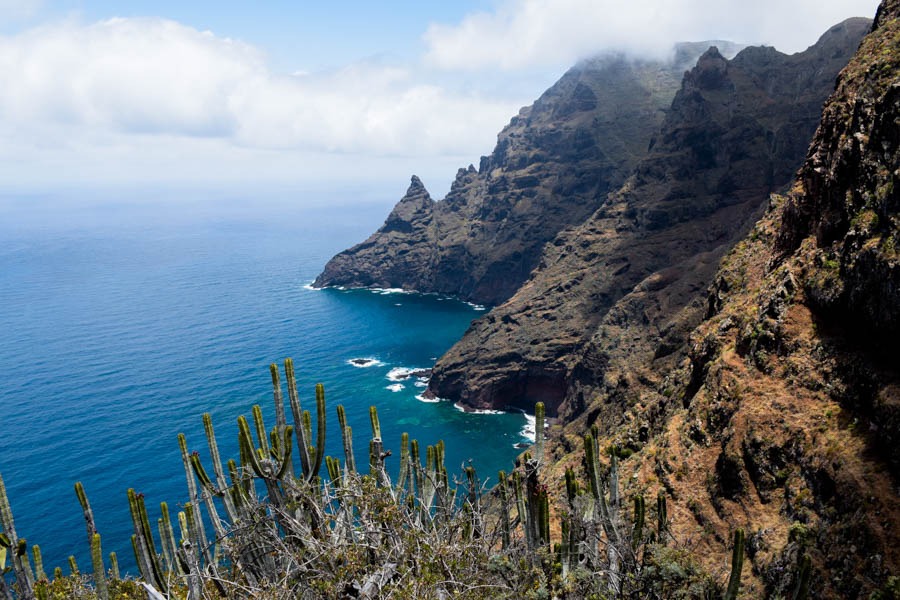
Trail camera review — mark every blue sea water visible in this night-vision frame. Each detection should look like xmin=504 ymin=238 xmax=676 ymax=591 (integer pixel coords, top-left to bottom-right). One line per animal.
xmin=0 ymin=193 xmax=529 ymax=576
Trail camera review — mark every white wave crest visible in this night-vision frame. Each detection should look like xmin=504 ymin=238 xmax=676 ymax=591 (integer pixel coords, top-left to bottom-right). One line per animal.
xmin=520 ymin=414 xmax=537 ymax=442
xmin=386 ymin=366 xmax=429 ymax=382
xmin=386 ymin=383 xmax=405 ymax=392
xmin=415 ymin=393 xmax=444 ymax=403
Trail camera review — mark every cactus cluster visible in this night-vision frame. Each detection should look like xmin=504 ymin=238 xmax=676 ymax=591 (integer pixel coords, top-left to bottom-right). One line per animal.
xmin=0 ymin=359 xmax=814 ymax=598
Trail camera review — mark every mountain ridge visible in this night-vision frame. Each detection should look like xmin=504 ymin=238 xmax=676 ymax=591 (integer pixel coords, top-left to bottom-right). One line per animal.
xmin=314 ymin=44 xmax=735 ymax=305
xmin=427 ymin=19 xmax=871 ymax=416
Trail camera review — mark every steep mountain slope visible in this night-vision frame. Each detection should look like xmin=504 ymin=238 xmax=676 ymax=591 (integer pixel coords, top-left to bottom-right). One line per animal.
xmin=543 ymin=7 xmax=899 ymax=597
xmin=427 ymin=19 xmax=871 ymax=415
xmin=314 ymin=46 xmax=737 ymax=305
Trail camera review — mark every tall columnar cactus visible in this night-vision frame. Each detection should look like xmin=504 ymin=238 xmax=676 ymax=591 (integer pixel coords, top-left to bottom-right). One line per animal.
xmin=177 ymin=433 xmax=212 ymax=566
xmin=464 ymin=466 xmax=483 ymax=539
xmin=0 ymin=473 xmax=36 ymax=600
xmin=396 ymin=433 xmax=410 ymax=495
xmin=90 ymin=533 xmax=108 ymax=600
xmin=336 ymin=405 xmax=356 ymax=473
xmin=30 ymin=546 xmax=45 ymax=583
xmin=534 ymin=402 xmax=545 ymax=462
xmin=73 ymin=482 xmax=98 ymax=541
xmin=724 ymin=528 xmax=745 ymax=600
xmin=368 ymin=406 xmax=390 ymax=488
xmin=497 ymin=470 xmax=512 ymax=550
xmin=583 ymin=433 xmax=623 ymax=596
xmin=127 ymin=488 xmax=166 ymax=593
xmin=512 ymin=471 xmax=532 ymax=552
xmin=284 ymin=359 xmax=326 ymax=483
xmin=657 ymin=492 xmax=668 ymax=542
xmin=109 ymin=552 xmax=120 ymax=580
xmin=792 ymin=554 xmax=812 ymax=600
xmin=632 ymin=494 xmax=645 ymax=550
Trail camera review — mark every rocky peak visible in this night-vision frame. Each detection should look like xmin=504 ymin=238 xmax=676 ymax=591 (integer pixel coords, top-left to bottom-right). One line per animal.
xmin=687 ymin=46 xmax=730 ymax=89
xmin=382 ymin=175 xmax=434 ymax=233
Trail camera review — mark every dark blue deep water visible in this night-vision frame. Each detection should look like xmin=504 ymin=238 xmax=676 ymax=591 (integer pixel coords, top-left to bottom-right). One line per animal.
xmin=0 ymin=193 xmax=528 ymax=575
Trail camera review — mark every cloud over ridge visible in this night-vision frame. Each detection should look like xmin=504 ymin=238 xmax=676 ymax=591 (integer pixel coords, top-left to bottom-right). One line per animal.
xmin=423 ymin=0 xmax=880 ymax=70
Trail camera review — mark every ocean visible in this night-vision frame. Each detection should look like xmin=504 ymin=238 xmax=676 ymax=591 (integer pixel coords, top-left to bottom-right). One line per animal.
xmin=0 ymin=192 xmax=530 ymax=575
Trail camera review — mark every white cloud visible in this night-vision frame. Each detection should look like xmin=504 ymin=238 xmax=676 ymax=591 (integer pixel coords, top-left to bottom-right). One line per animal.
xmin=424 ymin=0 xmax=880 ymax=70
xmin=0 ymin=17 xmax=521 ymax=191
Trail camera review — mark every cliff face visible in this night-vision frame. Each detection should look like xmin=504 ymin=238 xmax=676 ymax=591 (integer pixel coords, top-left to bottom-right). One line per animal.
xmin=314 ymin=48 xmax=725 ymax=305
xmin=428 ymin=19 xmax=871 ymax=415
xmin=541 ymin=8 xmax=898 ymax=597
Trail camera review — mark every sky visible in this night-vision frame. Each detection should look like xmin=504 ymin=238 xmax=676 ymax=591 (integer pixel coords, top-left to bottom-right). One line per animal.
xmin=0 ymin=0 xmax=881 ymax=201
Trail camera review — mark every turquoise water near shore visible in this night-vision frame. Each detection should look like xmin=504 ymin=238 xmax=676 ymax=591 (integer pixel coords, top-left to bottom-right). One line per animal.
xmin=0 ymin=194 xmax=528 ymax=575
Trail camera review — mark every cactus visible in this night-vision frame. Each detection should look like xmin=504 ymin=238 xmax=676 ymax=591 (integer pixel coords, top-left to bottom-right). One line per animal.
xmin=0 ymin=473 xmax=36 ymax=600
xmin=336 ymin=405 xmax=357 ymax=473
xmin=724 ymin=529 xmax=745 ymax=600
xmin=497 ymin=470 xmax=512 ymax=550
xmin=792 ymin=554 xmax=812 ymax=600
xmin=632 ymin=494 xmax=645 ymax=550
xmin=109 ymin=552 xmax=120 ymax=581
xmin=657 ymin=492 xmax=668 ymax=542
xmin=368 ymin=406 xmax=390 ymax=487
xmin=177 ymin=433 xmax=213 ymax=566
xmin=396 ymin=433 xmax=410 ymax=495
xmin=512 ymin=471 xmax=532 ymax=551
xmin=158 ymin=502 xmax=184 ymax=576
xmin=127 ymin=489 xmax=165 ymax=592
xmin=90 ymin=533 xmax=108 ymax=600
xmin=464 ymin=466 xmax=483 ymax=539
xmin=269 ymin=363 xmax=287 ymax=433
xmin=285 ymin=359 xmax=313 ymax=480
xmin=369 ymin=405 xmax=382 ymax=440
xmin=534 ymin=402 xmax=545 ymax=462
xmin=30 ymin=546 xmax=45 ymax=582
xmin=74 ymin=482 xmax=98 ymax=541
xmin=67 ymin=555 xmax=78 ymax=576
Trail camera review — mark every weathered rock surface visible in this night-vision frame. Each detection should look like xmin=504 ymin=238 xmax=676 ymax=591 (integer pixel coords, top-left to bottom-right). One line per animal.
xmin=542 ymin=8 xmax=898 ymax=597
xmin=314 ymin=47 xmax=731 ymax=305
xmin=428 ymin=19 xmax=871 ymax=416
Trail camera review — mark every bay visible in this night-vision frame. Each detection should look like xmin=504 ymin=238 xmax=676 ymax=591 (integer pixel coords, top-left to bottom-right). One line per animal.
xmin=0 ymin=193 xmax=528 ymax=575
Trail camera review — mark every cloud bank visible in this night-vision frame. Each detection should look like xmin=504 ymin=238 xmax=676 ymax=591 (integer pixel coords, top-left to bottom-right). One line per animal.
xmin=0 ymin=1 xmax=881 ymax=192
xmin=424 ymin=0 xmax=880 ymax=70
xmin=0 ymin=18 xmax=516 ymax=156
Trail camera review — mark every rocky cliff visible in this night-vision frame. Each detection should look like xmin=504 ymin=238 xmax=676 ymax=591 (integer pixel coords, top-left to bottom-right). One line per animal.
xmin=427 ymin=19 xmax=871 ymax=416
xmin=314 ymin=46 xmax=739 ymax=305
xmin=539 ymin=8 xmax=898 ymax=597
